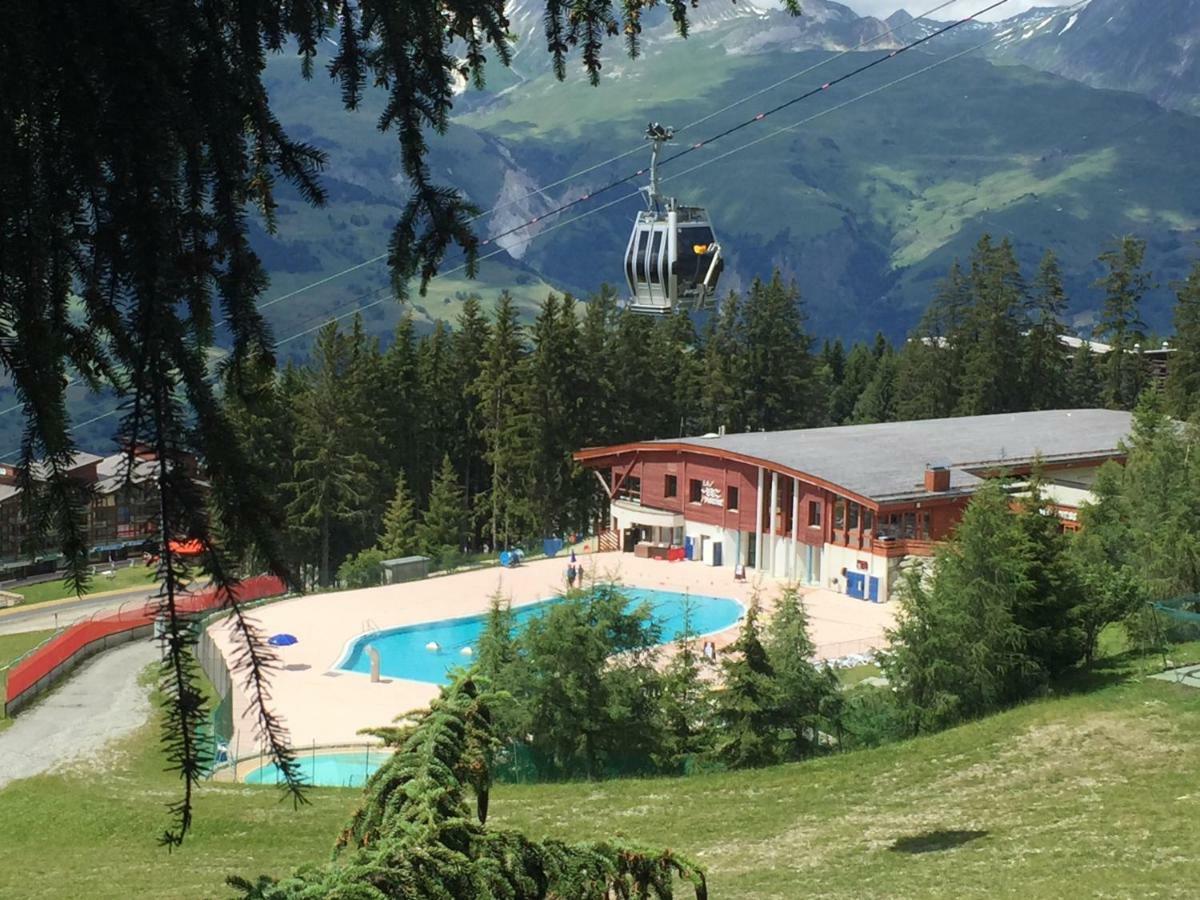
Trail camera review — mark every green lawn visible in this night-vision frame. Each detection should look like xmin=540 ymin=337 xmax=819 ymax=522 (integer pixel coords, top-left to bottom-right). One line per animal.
xmin=2 ymin=646 xmax=1199 ymax=898
xmin=10 ymin=565 xmax=160 ymax=607
xmin=0 ymin=629 xmax=56 ymax=731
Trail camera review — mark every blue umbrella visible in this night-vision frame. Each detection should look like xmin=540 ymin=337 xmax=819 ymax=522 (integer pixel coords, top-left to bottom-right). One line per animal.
xmin=268 ymin=633 xmax=298 ymax=647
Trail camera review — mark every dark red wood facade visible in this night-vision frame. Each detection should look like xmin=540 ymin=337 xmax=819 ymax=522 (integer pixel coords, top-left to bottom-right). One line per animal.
xmin=584 ymin=445 xmax=988 ymax=559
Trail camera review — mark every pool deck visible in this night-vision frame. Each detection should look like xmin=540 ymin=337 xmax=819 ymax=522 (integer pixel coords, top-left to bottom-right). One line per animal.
xmin=209 ymin=553 xmax=894 ymax=754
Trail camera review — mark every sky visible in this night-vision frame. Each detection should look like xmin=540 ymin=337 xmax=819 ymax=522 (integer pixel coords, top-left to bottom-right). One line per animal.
xmin=843 ymin=0 xmax=1041 ymax=21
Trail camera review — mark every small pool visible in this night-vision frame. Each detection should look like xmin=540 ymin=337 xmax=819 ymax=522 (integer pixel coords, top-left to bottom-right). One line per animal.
xmin=245 ymin=748 xmax=393 ymax=787
xmin=337 ymin=588 xmax=743 ymax=684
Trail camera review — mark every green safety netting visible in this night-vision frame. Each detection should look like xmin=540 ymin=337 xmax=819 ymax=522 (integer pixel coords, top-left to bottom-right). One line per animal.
xmin=1151 ymin=595 xmax=1200 ymax=642
xmin=1153 ymin=595 xmax=1200 ymax=622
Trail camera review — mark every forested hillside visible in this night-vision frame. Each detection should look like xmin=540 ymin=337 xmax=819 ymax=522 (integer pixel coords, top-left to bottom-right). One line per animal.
xmin=230 ymin=232 xmax=1200 ymax=588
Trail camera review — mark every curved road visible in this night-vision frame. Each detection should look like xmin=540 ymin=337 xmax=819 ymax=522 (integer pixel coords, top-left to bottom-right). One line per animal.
xmin=0 ymin=587 xmax=157 ymax=636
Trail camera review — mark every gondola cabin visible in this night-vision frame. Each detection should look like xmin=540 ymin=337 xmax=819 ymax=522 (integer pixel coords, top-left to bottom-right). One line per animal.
xmin=624 ymin=122 xmax=724 ymax=315
xmin=624 ymin=203 xmax=723 ymax=314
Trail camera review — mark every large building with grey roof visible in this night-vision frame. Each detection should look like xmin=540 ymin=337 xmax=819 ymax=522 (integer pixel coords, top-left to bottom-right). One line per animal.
xmin=574 ymin=409 xmax=1132 ymax=603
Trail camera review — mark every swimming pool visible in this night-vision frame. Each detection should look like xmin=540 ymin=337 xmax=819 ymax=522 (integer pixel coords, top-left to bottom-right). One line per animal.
xmin=337 ymin=588 xmax=743 ymax=684
xmin=245 ymin=748 xmax=393 ymax=787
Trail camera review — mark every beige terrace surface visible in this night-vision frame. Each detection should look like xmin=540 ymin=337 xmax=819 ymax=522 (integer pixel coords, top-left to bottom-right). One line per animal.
xmin=209 ymin=553 xmax=895 ymax=755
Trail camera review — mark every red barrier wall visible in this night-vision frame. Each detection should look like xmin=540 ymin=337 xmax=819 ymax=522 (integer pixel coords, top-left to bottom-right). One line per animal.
xmin=4 ymin=575 xmax=286 ymax=708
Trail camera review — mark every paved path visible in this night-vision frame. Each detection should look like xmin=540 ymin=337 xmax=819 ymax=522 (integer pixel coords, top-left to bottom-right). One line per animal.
xmin=0 ymin=640 xmax=156 ymax=789
xmin=0 ymin=587 xmax=155 ymax=636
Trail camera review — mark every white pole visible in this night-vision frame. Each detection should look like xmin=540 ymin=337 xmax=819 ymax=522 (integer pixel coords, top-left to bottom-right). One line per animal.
xmin=755 ymin=467 xmax=765 ymax=572
xmin=791 ymin=476 xmax=800 ymax=581
xmin=769 ymin=472 xmax=779 ymax=577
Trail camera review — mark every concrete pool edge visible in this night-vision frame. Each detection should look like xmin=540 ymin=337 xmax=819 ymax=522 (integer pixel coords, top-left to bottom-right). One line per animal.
xmin=331 ymin=588 xmax=747 ymax=683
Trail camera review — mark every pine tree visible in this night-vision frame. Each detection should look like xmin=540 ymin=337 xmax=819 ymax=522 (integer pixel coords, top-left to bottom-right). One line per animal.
xmin=381 ymin=315 xmax=422 ymax=492
xmin=378 ymin=472 xmax=419 ymax=558
xmin=218 ymin=352 xmax=296 ymax=573
xmin=656 ymin=308 xmax=705 ymax=437
xmin=849 ymin=349 xmax=899 ymax=424
xmin=956 ymin=236 xmax=1028 ymax=416
xmin=451 ymin=296 xmax=492 ymax=520
xmin=1023 ymin=251 xmax=1072 ymax=410
xmin=1165 ymin=257 xmax=1200 ymax=419
xmin=1071 ymin=463 xmax=1144 ymax=664
xmin=822 ymin=338 xmax=847 ymax=387
xmin=576 ymin=286 xmax=620 ymax=447
xmin=232 ymin=676 xmax=707 ymax=898
xmin=894 ymin=261 xmax=969 ymax=421
xmin=657 ymin=598 xmax=715 ymax=770
xmin=829 ymin=342 xmax=877 ymax=424
xmin=700 ymin=291 xmax=746 ymax=433
xmin=1066 ymin=341 xmax=1103 ymax=407
xmin=286 ymin=323 xmax=378 ymax=587
xmin=610 ymin=310 xmax=669 ymax=439
xmin=518 ymin=584 xmax=662 ymax=778
xmin=765 ymin=587 xmax=838 ymax=759
xmin=1013 ymin=473 xmax=1087 ymax=678
xmin=871 ymin=331 xmax=889 ymax=360
xmin=883 ymin=481 xmax=1036 ymax=733
xmin=714 ymin=598 xmax=781 ymax=768
xmin=418 ymin=454 xmax=470 ymax=564
xmin=1095 ymin=236 xmax=1152 ymax=410
xmin=522 ymin=293 xmax=584 ymax=536
xmin=474 ymin=293 xmax=530 ymax=550
xmin=741 ymin=273 xmax=819 ymax=430
xmin=414 ymin=321 xmax=458 ymax=501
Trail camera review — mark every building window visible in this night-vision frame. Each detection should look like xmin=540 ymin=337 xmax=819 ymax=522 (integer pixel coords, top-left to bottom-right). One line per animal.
xmin=664 ymin=474 xmax=677 ymax=498
xmin=833 ymin=498 xmax=846 ymax=530
xmin=863 ymin=508 xmax=875 ymax=532
xmin=617 ymin=475 xmax=641 ymax=503
xmin=689 ymin=479 xmax=703 ymax=503
xmin=808 ymin=500 xmax=822 ymax=527
xmin=728 ymin=486 xmax=739 ymax=510
xmin=848 ymin=502 xmax=860 ymax=530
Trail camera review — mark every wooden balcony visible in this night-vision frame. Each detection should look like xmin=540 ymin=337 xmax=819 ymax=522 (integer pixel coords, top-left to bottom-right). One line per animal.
xmin=871 ymin=536 xmax=937 ymax=558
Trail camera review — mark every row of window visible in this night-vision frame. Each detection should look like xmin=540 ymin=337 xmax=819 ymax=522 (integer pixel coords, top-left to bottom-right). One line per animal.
xmin=832 ymin=499 xmax=875 ymax=532
xmin=663 ymin=475 xmax=740 ymax=510
xmin=631 ymin=474 xmax=925 ymax=540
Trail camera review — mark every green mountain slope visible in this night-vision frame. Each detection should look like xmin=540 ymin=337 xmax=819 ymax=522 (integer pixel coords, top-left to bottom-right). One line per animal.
xmin=460 ymin=39 xmax=1200 ymax=337
xmin=5 ymin=16 xmax=1199 ymax=453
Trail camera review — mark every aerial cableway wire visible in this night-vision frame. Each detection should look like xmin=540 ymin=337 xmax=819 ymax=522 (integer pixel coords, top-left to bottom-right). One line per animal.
xmin=253 ymin=0 xmax=964 ymax=314
xmin=1 ymin=0 xmax=1041 ymax=455
xmin=472 ymin=0 xmax=1012 ymax=252
xmin=0 ymin=0 xmax=964 ymax=419
xmin=278 ymin=0 xmax=1063 ymax=345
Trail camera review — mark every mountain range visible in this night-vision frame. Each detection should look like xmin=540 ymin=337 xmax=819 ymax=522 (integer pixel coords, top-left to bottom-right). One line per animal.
xmin=3 ymin=0 xmax=1199 ymax=452
xmin=249 ymin=0 xmax=1200 ymax=341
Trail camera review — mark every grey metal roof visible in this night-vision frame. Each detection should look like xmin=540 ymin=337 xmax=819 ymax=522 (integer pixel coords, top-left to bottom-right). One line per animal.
xmin=662 ymin=409 xmax=1132 ymax=503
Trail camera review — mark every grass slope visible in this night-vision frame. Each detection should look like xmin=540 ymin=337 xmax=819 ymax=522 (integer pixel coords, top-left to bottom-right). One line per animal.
xmin=10 ymin=565 xmax=159 ymax=608
xmin=1 ymin=645 xmax=1198 ymax=897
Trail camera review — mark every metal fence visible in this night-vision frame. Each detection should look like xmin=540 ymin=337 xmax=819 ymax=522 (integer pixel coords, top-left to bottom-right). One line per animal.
xmin=2 ymin=574 xmax=286 ymax=716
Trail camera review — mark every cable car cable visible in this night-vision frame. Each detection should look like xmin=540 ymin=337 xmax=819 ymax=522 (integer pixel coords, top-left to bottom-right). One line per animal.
xmin=276 ymin=1 xmax=1047 ymax=342
xmin=0 ymin=0 xmax=1043 ymax=455
xmin=473 ymin=0 xmax=1012 ymax=252
xmin=247 ymin=0 xmax=964 ymax=315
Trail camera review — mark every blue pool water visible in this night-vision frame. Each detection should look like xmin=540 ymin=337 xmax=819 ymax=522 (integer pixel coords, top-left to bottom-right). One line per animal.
xmin=337 ymin=588 xmax=743 ymax=684
xmin=246 ymin=748 xmax=393 ymax=787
